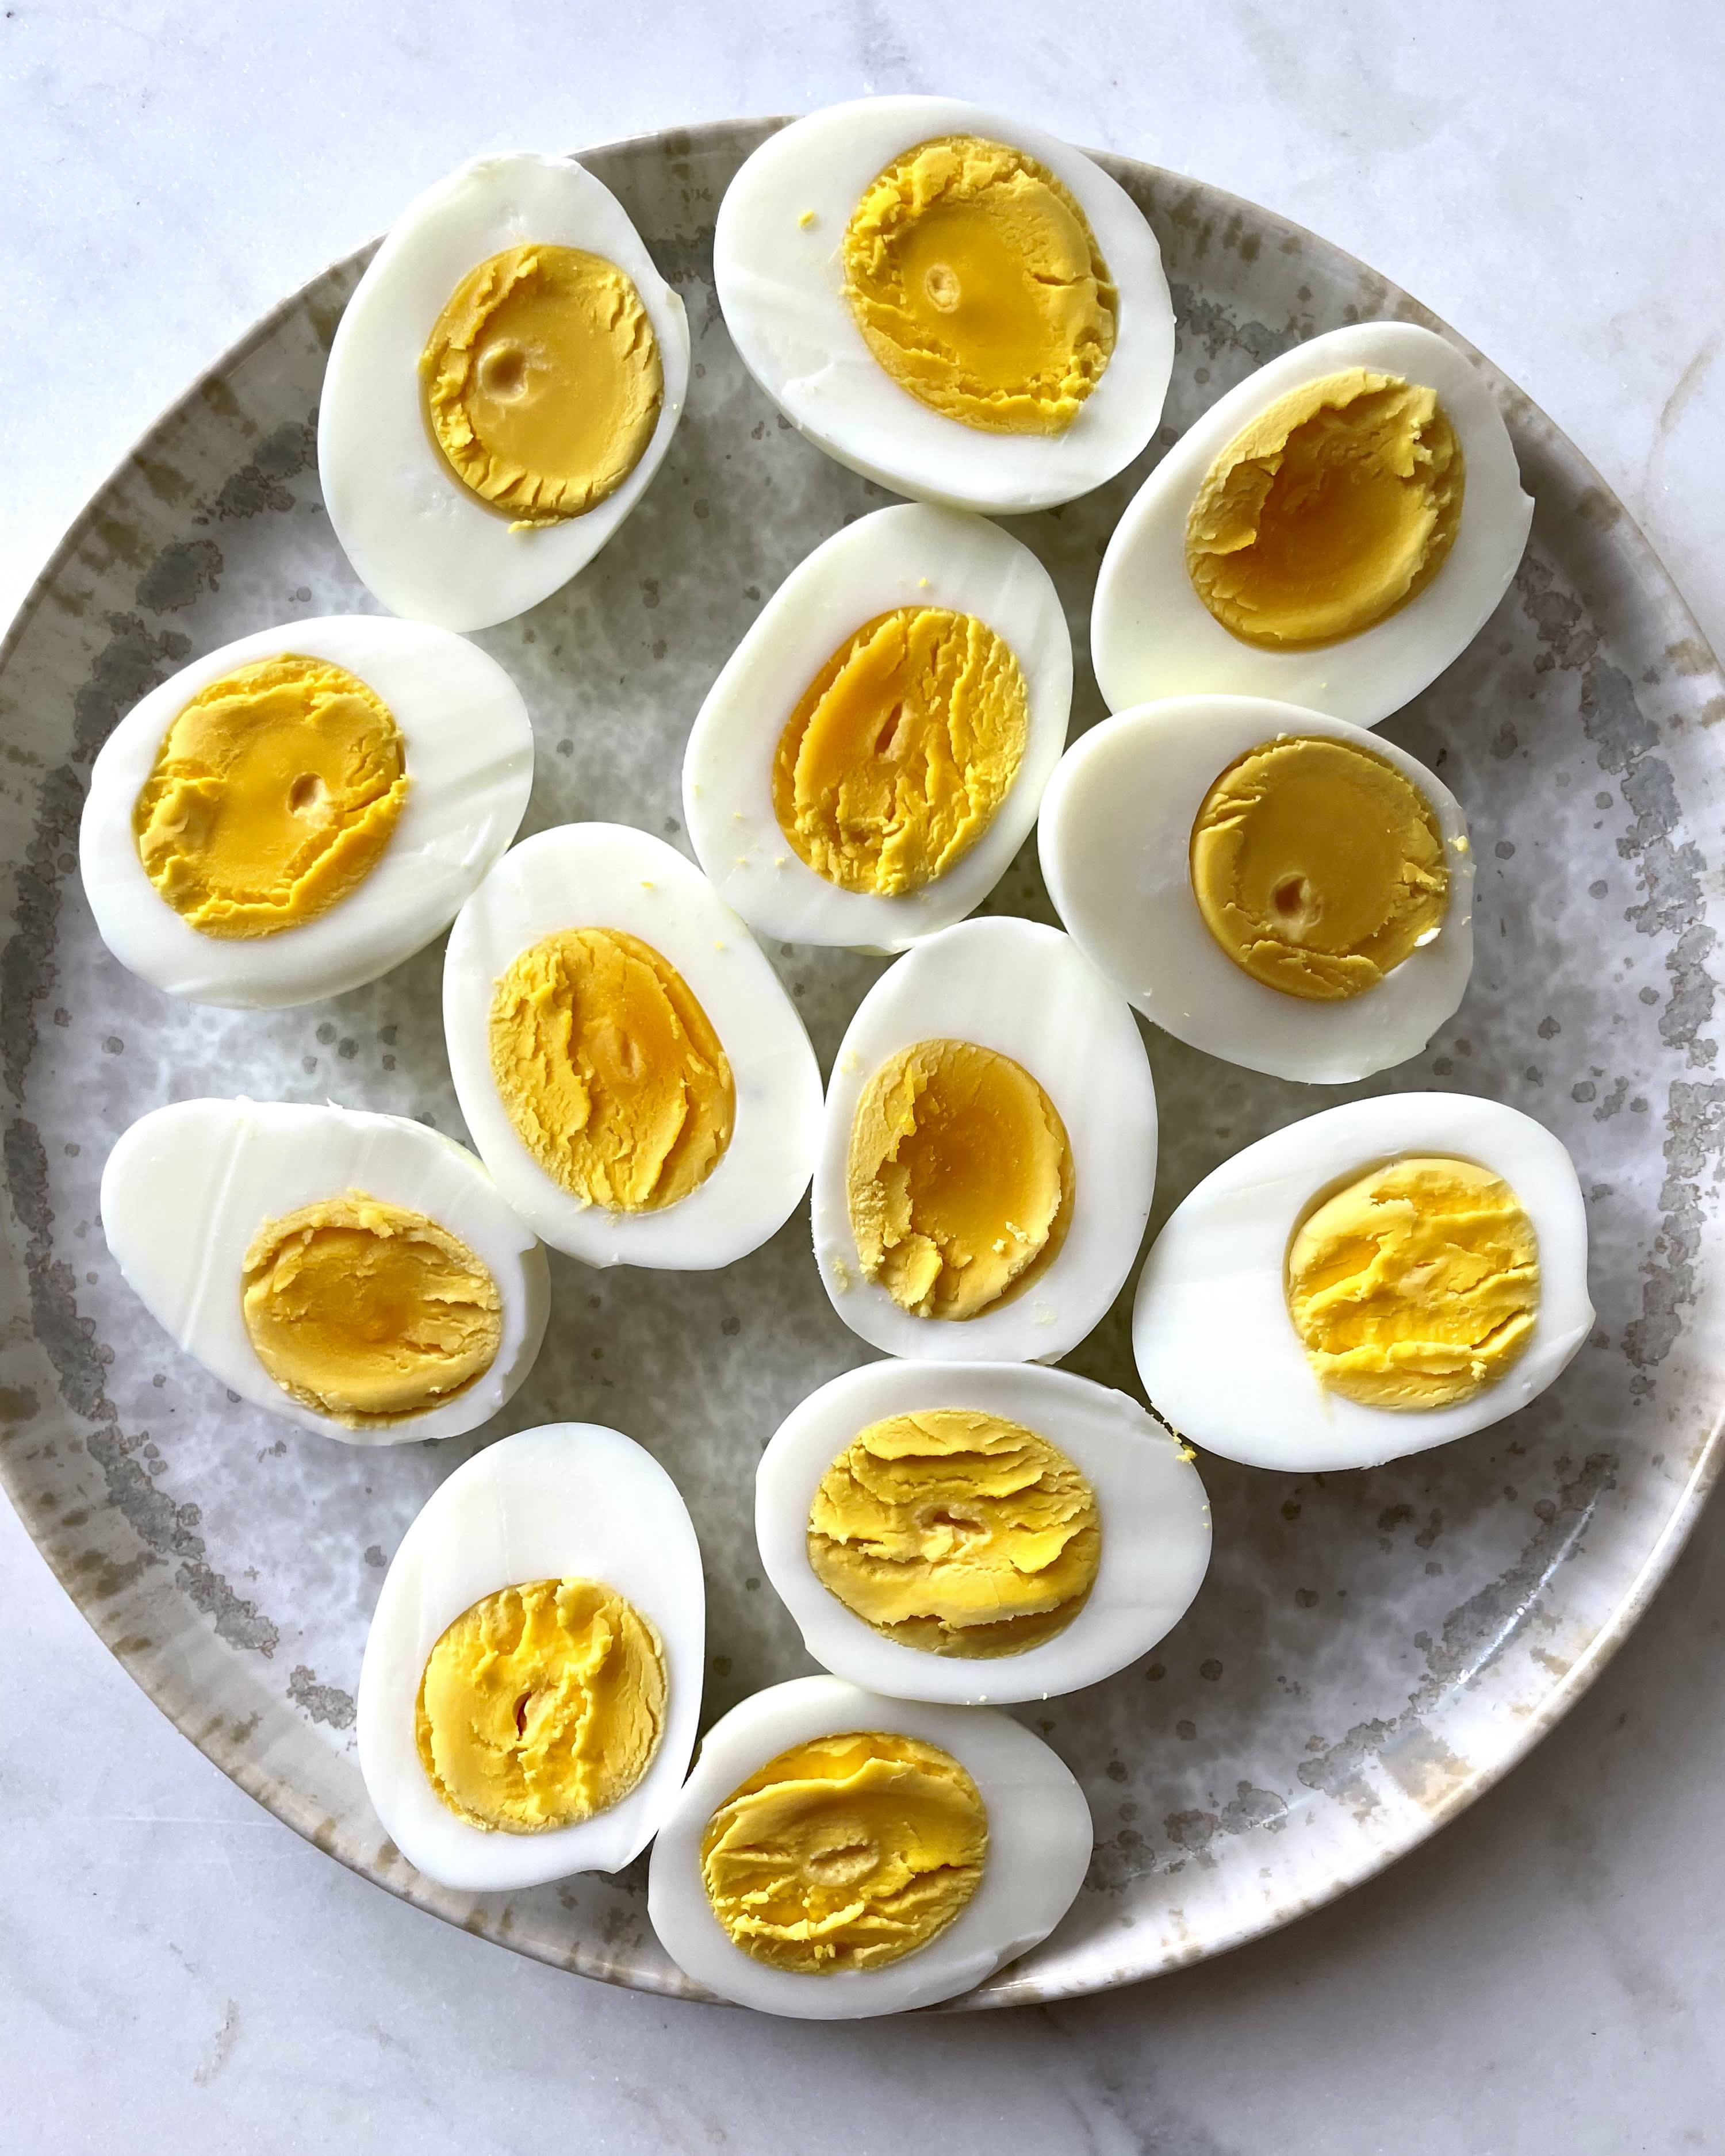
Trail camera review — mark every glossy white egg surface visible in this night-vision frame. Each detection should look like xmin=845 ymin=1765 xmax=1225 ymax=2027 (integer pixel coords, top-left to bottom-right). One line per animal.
xmin=811 ymin=916 xmax=1157 ymax=1361
xmin=319 ymin=154 xmax=690 ymax=632
xmin=1091 ymin=323 xmax=1534 ymax=724
xmin=714 ymin=98 xmax=1174 ymax=514
xmin=357 ymin=1424 xmax=704 ymax=1893
xmin=443 ymin=823 xmax=823 ymax=1268
xmin=754 ymin=1360 xmax=1210 ymax=1704
xmin=683 ymin=504 xmax=1072 ymax=952
xmin=1134 ymin=1093 xmax=1593 ymax=1472
xmin=1038 ymin=697 xmax=1475 ymax=1084
xmin=647 ymin=1674 xmax=1091 ymax=2017
xmin=101 ymin=1098 xmax=549 ymax=1445
xmin=78 ymin=616 xmax=533 ymax=1010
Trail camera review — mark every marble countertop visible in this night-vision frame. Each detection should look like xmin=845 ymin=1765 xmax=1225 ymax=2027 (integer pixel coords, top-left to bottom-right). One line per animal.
xmin=5 ymin=3 xmax=1724 ymax=2148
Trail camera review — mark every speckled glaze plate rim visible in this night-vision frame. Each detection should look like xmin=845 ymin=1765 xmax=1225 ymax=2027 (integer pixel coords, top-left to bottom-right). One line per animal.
xmin=3 ymin=117 xmax=1723 ymax=2012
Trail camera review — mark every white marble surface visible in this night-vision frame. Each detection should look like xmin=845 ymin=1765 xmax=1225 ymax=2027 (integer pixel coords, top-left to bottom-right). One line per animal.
xmin=5 ymin=2 xmax=1725 ymax=2147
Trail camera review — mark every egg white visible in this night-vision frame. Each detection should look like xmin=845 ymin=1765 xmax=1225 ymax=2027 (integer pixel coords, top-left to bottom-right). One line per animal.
xmin=646 ymin=1674 xmax=1092 ymax=2017
xmin=811 ymin=916 xmax=1157 ymax=1362
xmin=754 ymin=1359 xmax=1210 ymax=1705
xmin=1091 ymin=322 xmax=1534 ymax=723
xmin=715 ymin=97 xmax=1175 ymax=514
xmin=357 ymin=1423 xmax=705 ymax=1892
xmin=684 ymin=504 xmax=1072 ymax=953
xmin=1038 ymin=696 xmax=1475 ymax=1084
xmin=1133 ymin=1092 xmax=1593 ymax=1472
xmin=319 ymin=153 xmax=691 ymax=632
xmin=79 ymin=615 xmax=534 ymax=1010
xmin=443 ymin=823 xmax=823 ymax=1269
xmin=101 ymin=1098 xmax=550 ymax=1445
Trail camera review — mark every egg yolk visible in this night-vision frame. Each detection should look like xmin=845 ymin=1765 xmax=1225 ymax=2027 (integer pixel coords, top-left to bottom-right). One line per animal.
xmin=240 ymin=1191 xmax=502 ymax=1425
xmin=489 ymin=927 xmax=734 ymax=1213
xmin=772 ymin=607 xmax=1029 ymax=897
xmin=1285 ymin=1156 xmax=1540 ymax=1409
xmin=1186 ymin=369 xmax=1465 ymax=647
xmin=132 ymin=655 xmax=408 ymax=939
xmin=421 ymin=243 xmax=663 ymax=525
xmin=699 ymin=1730 xmax=988 ymax=1973
xmin=841 ymin=135 xmax=1117 ymax=436
xmin=416 ymin=1578 xmax=666 ymax=1833
xmin=847 ymin=1038 xmax=1073 ymax=1322
xmin=1190 ymin=735 xmax=1449 ymax=1002
xmin=808 ymin=1407 xmax=1101 ymax=1658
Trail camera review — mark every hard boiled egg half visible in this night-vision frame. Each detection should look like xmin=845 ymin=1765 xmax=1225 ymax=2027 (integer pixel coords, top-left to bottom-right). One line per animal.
xmin=79 ymin=616 xmax=532 ymax=1008
xmin=358 ymin=1424 xmax=704 ymax=1892
xmin=1134 ymin=1093 xmax=1592 ymax=1472
xmin=320 ymin=153 xmax=690 ymax=632
xmin=755 ymin=1360 xmax=1210 ymax=1705
xmin=1092 ymin=323 xmax=1534 ymax=724
xmin=102 ymin=1099 xmax=549 ymax=1444
xmin=684 ymin=503 xmax=1072 ymax=952
xmin=811 ymin=916 xmax=1157 ymax=1362
xmin=647 ymin=1674 xmax=1091 ymax=2017
xmin=716 ymin=97 xmax=1175 ymax=513
xmin=443 ymin=823 xmax=823 ymax=1269
xmin=1040 ymin=697 xmax=1474 ymax=1083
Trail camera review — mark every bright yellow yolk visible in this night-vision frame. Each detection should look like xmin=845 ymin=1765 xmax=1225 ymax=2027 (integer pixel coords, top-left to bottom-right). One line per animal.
xmin=1285 ymin=1156 xmax=1540 ymax=1409
xmin=421 ymin=243 xmax=663 ymax=525
xmin=772 ymin=607 xmax=1029 ymax=897
xmin=489 ymin=927 xmax=734 ymax=1214
xmin=1190 ymin=735 xmax=1449 ymax=1002
xmin=847 ymin=1038 xmax=1073 ymax=1322
xmin=240 ymin=1192 xmax=502 ymax=1425
xmin=699 ymin=1730 xmax=988 ymax=1973
xmin=808 ymin=1408 xmax=1101 ymax=1658
xmin=132 ymin=655 xmax=408 ymax=939
xmin=415 ymin=1578 xmax=666 ymax=1833
xmin=1186 ymin=369 xmax=1465 ymax=647
xmin=842 ymin=135 xmax=1117 ymax=435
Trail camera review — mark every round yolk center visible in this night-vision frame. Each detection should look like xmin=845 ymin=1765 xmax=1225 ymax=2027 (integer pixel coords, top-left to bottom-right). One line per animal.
xmin=1185 ymin=369 xmax=1465 ymax=647
xmin=772 ymin=607 xmax=1029 ymax=898
xmin=1285 ymin=1154 xmax=1540 ymax=1410
xmin=841 ymin=134 xmax=1117 ymax=436
xmin=808 ymin=1407 xmax=1101 ymax=1658
xmin=699 ymin=1730 xmax=988 ymax=1973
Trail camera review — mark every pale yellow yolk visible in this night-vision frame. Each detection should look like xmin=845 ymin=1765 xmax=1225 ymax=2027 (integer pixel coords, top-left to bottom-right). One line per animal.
xmin=1186 ymin=369 xmax=1465 ymax=647
xmin=489 ymin=927 xmax=734 ymax=1214
xmin=240 ymin=1192 xmax=502 ymax=1425
xmin=699 ymin=1730 xmax=988 ymax=1973
xmin=132 ymin=655 xmax=408 ymax=939
xmin=772 ymin=607 xmax=1029 ymax=897
xmin=808 ymin=1408 xmax=1101 ymax=1658
xmin=1190 ymin=735 xmax=1449 ymax=1002
xmin=421 ymin=243 xmax=663 ymax=525
xmin=415 ymin=1578 xmax=666 ymax=1833
xmin=1285 ymin=1156 xmax=1540 ymax=1410
xmin=842 ymin=135 xmax=1117 ymax=435
xmin=847 ymin=1038 xmax=1073 ymax=1322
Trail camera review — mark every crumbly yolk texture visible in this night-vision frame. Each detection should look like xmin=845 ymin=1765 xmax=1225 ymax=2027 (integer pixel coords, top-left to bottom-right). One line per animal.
xmin=1186 ymin=369 xmax=1465 ymax=647
xmin=240 ymin=1191 xmax=502 ymax=1425
xmin=699 ymin=1731 xmax=988 ymax=1973
xmin=421 ymin=244 xmax=662 ymax=525
xmin=847 ymin=1038 xmax=1073 ymax=1322
xmin=1285 ymin=1156 xmax=1540 ymax=1410
xmin=132 ymin=655 xmax=408 ymax=939
xmin=808 ymin=1408 xmax=1101 ymax=1658
xmin=772 ymin=607 xmax=1029 ymax=897
xmin=415 ymin=1578 xmax=666 ymax=1833
xmin=1190 ymin=735 xmax=1449 ymax=1002
xmin=489 ymin=927 xmax=735 ymax=1214
xmin=841 ymin=135 xmax=1117 ymax=436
